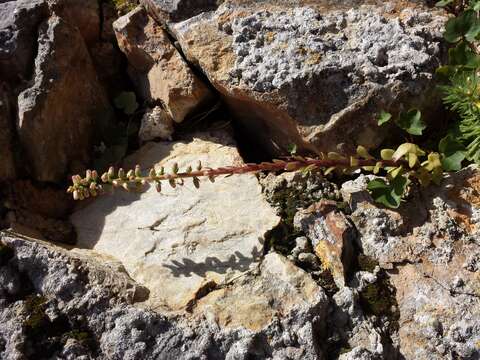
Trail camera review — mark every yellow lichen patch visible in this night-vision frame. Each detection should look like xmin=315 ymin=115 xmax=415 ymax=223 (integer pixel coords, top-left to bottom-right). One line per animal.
xmin=307 ymin=53 xmax=322 ymax=65
xmin=265 ymin=31 xmax=276 ymax=44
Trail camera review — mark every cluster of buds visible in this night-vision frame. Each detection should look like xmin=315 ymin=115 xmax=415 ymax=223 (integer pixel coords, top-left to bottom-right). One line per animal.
xmin=67 ymin=144 xmax=446 ymax=203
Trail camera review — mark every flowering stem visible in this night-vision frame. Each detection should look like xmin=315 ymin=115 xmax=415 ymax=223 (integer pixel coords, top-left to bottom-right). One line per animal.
xmin=67 ymin=156 xmax=411 ymax=201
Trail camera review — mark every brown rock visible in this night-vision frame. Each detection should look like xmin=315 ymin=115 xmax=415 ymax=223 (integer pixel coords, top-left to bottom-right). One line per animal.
xmin=17 ymin=16 xmax=114 ymax=183
xmin=113 ymin=6 xmax=214 ymax=123
xmin=49 ymin=0 xmax=101 ymax=45
xmin=294 ymin=200 xmax=357 ymax=288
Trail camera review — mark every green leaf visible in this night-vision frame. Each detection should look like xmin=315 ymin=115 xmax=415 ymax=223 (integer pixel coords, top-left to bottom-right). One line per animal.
xmin=367 ymin=176 xmax=409 ymax=209
xmin=444 ymin=10 xmax=480 ymax=43
xmin=378 ymin=111 xmax=392 ymax=126
xmin=438 ymin=134 xmax=466 ymax=171
xmin=448 ymin=42 xmax=480 ymax=68
xmin=435 ymin=0 xmax=453 ymax=7
xmin=287 ymin=143 xmax=298 ymax=155
xmin=396 ymin=109 xmax=426 ymax=136
xmin=114 ymin=92 xmax=138 ymax=115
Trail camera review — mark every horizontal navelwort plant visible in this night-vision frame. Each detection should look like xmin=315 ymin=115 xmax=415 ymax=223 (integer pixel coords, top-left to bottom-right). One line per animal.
xmin=68 ymin=140 xmax=449 ymax=209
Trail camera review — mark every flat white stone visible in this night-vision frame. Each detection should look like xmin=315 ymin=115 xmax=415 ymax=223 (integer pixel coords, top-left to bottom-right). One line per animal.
xmin=71 ymin=131 xmax=279 ymax=311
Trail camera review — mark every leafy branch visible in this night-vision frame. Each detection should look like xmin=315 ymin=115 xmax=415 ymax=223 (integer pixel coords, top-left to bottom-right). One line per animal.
xmin=68 ymin=143 xmax=446 ymax=209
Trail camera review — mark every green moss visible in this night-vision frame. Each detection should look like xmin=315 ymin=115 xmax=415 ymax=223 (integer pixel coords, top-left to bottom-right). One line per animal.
xmin=0 ymin=242 xmax=14 ymax=266
xmin=23 ymin=295 xmax=48 ymax=334
xmin=314 ymin=268 xmax=339 ymax=297
xmin=110 ymin=0 xmax=137 ymax=13
xmin=264 ymin=172 xmax=340 ymax=253
xmin=359 ymin=270 xmax=400 ymax=333
xmin=63 ymin=330 xmax=91 ymax=343
xmin=357 ymin=254 xmax=379 ymax=273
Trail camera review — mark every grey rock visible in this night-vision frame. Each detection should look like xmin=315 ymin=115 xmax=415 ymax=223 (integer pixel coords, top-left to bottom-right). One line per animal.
xmin=0 ymin=232 xmax=330 ymax=359
xmin=168 ymin=1 xmax=447 ymax=155
xmin=348 ymin=167 xmax=480 ymax=359
xmin=0 ymin=0 xmax=49 ymax=83
xmin=141 ymin=0 xmax=220 ymax=23
xmin=139 ymin=106 xmax=175 ymax=142
xmin=290 ymin=236 xmax=311 ymax=260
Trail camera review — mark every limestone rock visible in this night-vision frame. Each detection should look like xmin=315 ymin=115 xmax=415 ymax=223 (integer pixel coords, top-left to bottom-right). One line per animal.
xmin=113 ymin=6 xmax=214 ymax=123
xmin=141 ymin=0 xmax=219 ymax=23
xmin=17 ymin=16 xmax=114 ymax=183
xmin=193 ymin=252 xmax=329 ymax=359
xmin=159 ymin=1 xmax=448 ymax=155
xmin=71 ymin=129 xmax=280 ymax=312
xmin=0 ymin=0 xmax=49 ymax=84
xmin=139 ymin=106 xmax=175 ymax=142
xmin=0 ymin=84 xmax=15 ymax=181
xmin=349 ymin=167 xmax=480 ymax=359
xmin=0 ymin=232 xmax=331 ymax=359
xmin=294 ymin=200 xmax=357 ymax=288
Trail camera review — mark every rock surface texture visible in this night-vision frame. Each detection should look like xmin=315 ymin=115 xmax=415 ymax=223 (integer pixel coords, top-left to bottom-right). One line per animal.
xmin=344 ymin=167 xmax=480 ymax=360
xmin=144 ymin=0 xmax=448 ymax=155
xmin=17 ymin=15 xmax=113 ymax=183
xmin=114 ymin=6 xmax=214 ymax=123
xmin=0 ymin=233 xmax=330 ymax=359
xmin=71 ymin=129 xmax=280 ymax=312
xmin=0 ymin=0 xmax=123 ymax=235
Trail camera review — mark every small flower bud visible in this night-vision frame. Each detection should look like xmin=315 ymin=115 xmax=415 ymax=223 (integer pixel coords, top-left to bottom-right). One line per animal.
xmin=101 ymin=172 xmax=109 ymax=183
xmin=73 ymin=190 xmax=80 ymax=200
xmin=135 ymin=165 xmax=142 ymax=177
xmin=108 ymin=166 xmax=115 ymax=178
xmin=196 ymin=161 xmax=202 ymax=171
xmin=118 ymin=168 xmax=125 ymax=179
xmin=91 ymin=170 xmax=98 ymax=181
xmin=122 ymin=182 xmax=130 ymax=191
xmin=72 ymin=175 xmax=81 ymax=185
xmin=127 ymin=170 xmax=135 ymax=179
xmin=186 ymin=166 xmax=192 ymax=173
xmin=155 ymin=181 xmax=162 ymax=193
xmin=149 ymin=168 xmax=156 ymax=178
xmin=85 ymin=170 xmax=92 ymax=181
xmin=169 ymin=179 xmax=176 ymax=188
xmin=67 ymin=186 xmax=74 ymax=193
xmin=158 ymin=167 xmax=165 ymax=176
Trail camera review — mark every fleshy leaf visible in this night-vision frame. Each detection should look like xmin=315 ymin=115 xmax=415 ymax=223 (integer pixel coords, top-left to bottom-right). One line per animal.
xmin=438 ymin=134 xmax=466 ymax=171
xmin=378 ymin=111 xmax=392 ymax=126
xmin=396 ymin=109 xmax=426 ymax=136
xmin=444 ymin=10 xmax=480 ymax=43
xmin=367 ymin=176 xmax=408 ymax=209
